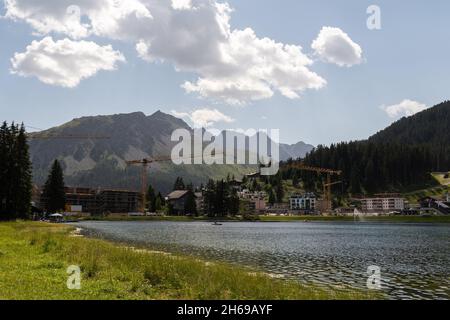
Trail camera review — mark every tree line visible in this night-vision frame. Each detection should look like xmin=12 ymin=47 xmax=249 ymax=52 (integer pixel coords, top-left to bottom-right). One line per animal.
xmin=0 ymin=122 xmax=32 ymax=220
xmin=281 ymin=102 xmax=450 ymax=196
xmin=203 ymin=178 xmax=240 ymax=217
xmin=166 ymin=176 xmax=241 ymax=217
xmin=282 ymin=141 xmax=450 ymax=195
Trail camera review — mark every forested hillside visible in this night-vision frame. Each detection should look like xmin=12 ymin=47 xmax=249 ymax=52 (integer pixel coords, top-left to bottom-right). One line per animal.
xmin=370 ymin=100 xmax=450 ymax=146
xmin=283 ymin=101 xmax=450 ymax=194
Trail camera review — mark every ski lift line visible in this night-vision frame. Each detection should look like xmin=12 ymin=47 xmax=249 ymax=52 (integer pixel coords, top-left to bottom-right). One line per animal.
xmin=126 ymin=152 xmax=225 ymax=164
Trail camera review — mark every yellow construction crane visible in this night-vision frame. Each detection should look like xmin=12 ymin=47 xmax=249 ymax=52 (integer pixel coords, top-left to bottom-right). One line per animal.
xmin=283 ymin=162 xmax=342 ymax=212
xmin=126 ymin=156 xmax=173 ymax=213
xmin=126 ymin=153 xmax=223 ymax=213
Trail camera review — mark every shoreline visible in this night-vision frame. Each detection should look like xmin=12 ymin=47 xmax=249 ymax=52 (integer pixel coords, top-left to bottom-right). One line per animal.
xmin=0 ymin=221 xmax=378 ymax=300
xmin=77 ymin=215 xmax=450 ymax=224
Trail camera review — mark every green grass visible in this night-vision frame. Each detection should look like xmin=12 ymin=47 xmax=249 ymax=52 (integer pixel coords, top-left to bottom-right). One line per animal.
xmin=405 ymin=185 xmax=449 ymax=205
xmin=432 ymin=172 xmax=450 ymax=186
xmin=0 ymin=221 xmax=378 ymax=300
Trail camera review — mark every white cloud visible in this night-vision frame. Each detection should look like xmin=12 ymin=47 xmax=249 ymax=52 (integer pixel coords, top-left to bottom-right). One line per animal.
xmin=172 ymin=108 xmax=234 ymax=128
xmin=171 ymin=0 xmax=193 ymax=10
xmin=182 ymin=28 xmax=326 ymax=104
xmin=5 ymin=0 xmax=329 ymax=103
xmin=312 ymin=26 xmax=363 ymax=67
xmin=380 ymin=99 xmax=428 ymax=118
xmin=4 ymin=0 xmax=153 ymax=39
xmin=11 ymin=37 xmax=125 ymax=88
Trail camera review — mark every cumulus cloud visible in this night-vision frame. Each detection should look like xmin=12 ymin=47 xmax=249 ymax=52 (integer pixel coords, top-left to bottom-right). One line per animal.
xmin=171 ymin=0 xmax=193 ymax=10
xmin=312 ymin=26 xmax=363 ymax=67
xmin=5 ymin=0 xmax=331 ymax=102
xmin=11 ymin=37 xmax=125 ymax=88
xmin=380 ymin=99 xmax=428 ymax=118
xmin=6 ymin=1 xmax=369 ymax=102
xmin=172 ymin=108 xmax=234 ymax=127
xmin=4 ymin=0 xmax=153 ymax=39
xmin=182 ymin=28 xmax=326 ymax=104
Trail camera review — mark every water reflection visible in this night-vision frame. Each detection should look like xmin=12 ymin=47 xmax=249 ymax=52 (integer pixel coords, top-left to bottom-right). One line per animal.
xmin=75 ymin=221 xmax=450 ymax=300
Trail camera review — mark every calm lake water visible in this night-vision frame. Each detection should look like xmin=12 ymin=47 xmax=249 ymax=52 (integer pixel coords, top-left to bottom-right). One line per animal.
xmin=75 ymin=221 xmax=450 ymax=300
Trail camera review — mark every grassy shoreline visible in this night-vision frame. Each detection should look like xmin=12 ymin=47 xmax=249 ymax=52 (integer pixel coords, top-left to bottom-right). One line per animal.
xmin=0 ymin=221 xmax=377 ymax=300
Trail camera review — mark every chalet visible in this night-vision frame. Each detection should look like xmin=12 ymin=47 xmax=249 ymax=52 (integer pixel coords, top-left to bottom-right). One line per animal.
xmin=166 ymin=190 xmax=190 ymax=215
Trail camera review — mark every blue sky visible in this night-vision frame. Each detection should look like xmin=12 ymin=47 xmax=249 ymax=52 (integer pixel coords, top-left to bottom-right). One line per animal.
xmin=1 ymin=0 xmax=449 ymax=145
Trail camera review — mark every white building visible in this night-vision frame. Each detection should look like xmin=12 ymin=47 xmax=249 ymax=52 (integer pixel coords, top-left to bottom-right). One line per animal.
xmin=361 ymin=197 xmax=405 ymax=212
xmin=289 ymin=193 xmax=316 ymax=211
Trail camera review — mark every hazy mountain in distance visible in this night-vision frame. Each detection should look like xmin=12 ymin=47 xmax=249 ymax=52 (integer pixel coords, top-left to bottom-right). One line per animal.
xmin=279 ymin=141 xmax=314 ymax=161
xmin=29 ymin=110 xmax=315 ymax=193
xmin=28 ymin=111 xmax=252 ymax=193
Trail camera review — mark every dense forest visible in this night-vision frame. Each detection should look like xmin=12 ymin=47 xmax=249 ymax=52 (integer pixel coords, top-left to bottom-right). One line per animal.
xmin=203 ymin=178 xmax=240 ymax=217
xmin=0 ymin=122 xmax=32 ymax=220
xmin=282 ymin=101 xmax=450 ymax=195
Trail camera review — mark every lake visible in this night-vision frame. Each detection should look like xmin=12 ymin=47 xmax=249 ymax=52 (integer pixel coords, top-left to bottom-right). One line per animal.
xmin=75 ymin=221 xmax=450 ymax=300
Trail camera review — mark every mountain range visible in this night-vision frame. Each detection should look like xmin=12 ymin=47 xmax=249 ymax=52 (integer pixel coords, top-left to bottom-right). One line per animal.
xmin=29 ymin=111 xmax=313 ymax=193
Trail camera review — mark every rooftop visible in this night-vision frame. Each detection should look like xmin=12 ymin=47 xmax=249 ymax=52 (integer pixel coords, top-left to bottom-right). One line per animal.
xmin=167 ymin=190 xmax=189 ymax=200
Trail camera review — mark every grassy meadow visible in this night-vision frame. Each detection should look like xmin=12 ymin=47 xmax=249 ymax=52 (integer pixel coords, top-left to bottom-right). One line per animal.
xmin=0 ymin=221 xmax=378 ymax=300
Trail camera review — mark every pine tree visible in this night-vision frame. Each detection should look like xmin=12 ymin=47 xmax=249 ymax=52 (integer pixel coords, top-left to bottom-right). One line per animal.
xmin=0 ymin=122 xmax=9 ymax=218
xmin=157 ymin=192 xmax=166 ymax=206
xmin=204 ymin=179 xmax=216 ymax=217
xmin=184 ymin=184 xmax=197 ymax=216
xmin=275 ymin=181 xmax=284 ymax=203
xmin=173 ymin=177 xmax=186 ymax=190
xmin=13 ymin=124 xmax=32 ymax=218
xmin=292 ymin=172 xmax=300 ymax=188
xmin=155 ymin=196 xmax=162 ymax=212
xmin=147 ymin=184 xmax=157 ymax=212
xmin=42 ymin=160 xmax=66 ymax=213
xmin=268 ymin=188 xmax=276 ymax=205
xmin=0 ymin=122 xmax=32 ymax=220
xmin=229 ymin=188 xmax=240 ymax=216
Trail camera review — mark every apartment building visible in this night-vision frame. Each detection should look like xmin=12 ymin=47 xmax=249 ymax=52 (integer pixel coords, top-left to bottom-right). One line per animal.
xmin=289 ymin=193 xmax=317 ymax=211
xmin=360 ymin=197 xmax=405 ymax=212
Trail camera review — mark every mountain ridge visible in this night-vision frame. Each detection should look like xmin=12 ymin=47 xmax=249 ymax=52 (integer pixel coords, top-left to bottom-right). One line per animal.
xmin=29 ymin=110 xmax=313 ymax=193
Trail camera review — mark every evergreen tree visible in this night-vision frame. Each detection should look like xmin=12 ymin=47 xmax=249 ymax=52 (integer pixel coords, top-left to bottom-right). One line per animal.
xmin=268 ymin=188 xmax=276 ymax=205
xmin=0 ymin=122 xmax=9 ymax=218
xmin=229 ymin=188 xmax=240 ymax=216
xmin=12 ymin=124 xmax=32 ymax=218
xmin=173 ymin=177 xmax=186 ymax=190
xmin=155 ymin=196 xmax=162 ymax=212
xmin=292 ymin=172 xmax=300 ymax=188
xmin=0 ymin=122 xmax=32 ymax=220
xmin=146 ymin=184 xmax=157 ymax=212
xmin=275 ymin=181 xmax=284 ymax=203
xmin=42 ymin=160 xmax=66 ymax=213
xmin=184 ymin=184 xmax=197 ymax=216
xmin=202 ymin=178 xmax=242 ymax=217
xmin=157 ymin=192 xmax=165 ymax=207
xmin=204 ymin=179 xmax=216 ymax=217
